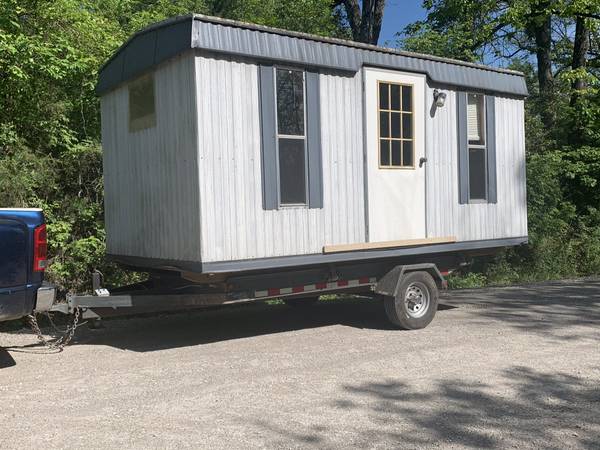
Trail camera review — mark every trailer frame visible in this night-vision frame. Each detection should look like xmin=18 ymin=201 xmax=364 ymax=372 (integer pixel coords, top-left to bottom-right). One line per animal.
xmin=50 ymin=261 xmax=449 ymax=322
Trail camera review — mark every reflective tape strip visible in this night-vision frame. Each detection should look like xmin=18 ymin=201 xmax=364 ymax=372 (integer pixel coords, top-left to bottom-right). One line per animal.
xmin=254 ymin=277 xmax=377 ymax=299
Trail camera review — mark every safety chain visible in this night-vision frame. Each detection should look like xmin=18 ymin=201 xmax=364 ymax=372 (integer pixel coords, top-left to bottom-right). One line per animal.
xmin=26 ymin=307 xmax=82 ymax=351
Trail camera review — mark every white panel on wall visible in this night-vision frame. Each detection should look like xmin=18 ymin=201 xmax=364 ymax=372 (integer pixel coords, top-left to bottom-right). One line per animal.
xmin=101 ymin=53 xmax=201 ymax=261
xmin=195 ymin=54 xmax=366 ymax=262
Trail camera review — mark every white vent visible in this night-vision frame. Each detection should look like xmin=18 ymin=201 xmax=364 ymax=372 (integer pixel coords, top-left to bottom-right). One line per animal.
xmin=467 ymin=94 xmax=484 ymax=142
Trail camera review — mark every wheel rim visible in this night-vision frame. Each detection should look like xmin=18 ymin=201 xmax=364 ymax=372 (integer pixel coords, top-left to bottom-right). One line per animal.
xmin=404 ymin=282 xmax=430 ymax=318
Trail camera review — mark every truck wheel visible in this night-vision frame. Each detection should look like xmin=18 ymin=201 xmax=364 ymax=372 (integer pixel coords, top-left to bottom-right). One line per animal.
xmin=284 ymin=297 xmax=319 ymax=307
xmin=383 ymin=271 xmax=438 ymax=330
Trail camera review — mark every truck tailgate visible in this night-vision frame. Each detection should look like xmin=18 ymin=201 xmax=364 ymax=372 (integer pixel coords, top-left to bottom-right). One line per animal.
xmin=0 ymin=214 xmax=38 ymax=320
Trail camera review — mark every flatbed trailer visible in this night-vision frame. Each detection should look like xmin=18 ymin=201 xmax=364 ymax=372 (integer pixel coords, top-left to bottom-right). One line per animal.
xmin=49 ymin=256 xmax=457 ymax=331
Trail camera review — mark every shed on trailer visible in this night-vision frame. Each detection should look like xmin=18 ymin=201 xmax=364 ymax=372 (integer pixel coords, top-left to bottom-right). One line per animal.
xmin=97 ymin=14 xmax=528 ymax=276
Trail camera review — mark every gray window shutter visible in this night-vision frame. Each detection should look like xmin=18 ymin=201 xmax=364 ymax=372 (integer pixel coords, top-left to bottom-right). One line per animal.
xmin=305 ymin=70 xmax=323 ymax=209
xmin=259 ymin=64 xmax=278 ymax=210
xmin=457 ymin=92 xmax=469 ymax=204
xmin=486 ymin=96 xmax=497 ymax=204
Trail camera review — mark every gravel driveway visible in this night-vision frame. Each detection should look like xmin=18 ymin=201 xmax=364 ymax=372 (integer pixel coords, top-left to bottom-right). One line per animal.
xmin=1 ymin=279 xmax=599 ymax=449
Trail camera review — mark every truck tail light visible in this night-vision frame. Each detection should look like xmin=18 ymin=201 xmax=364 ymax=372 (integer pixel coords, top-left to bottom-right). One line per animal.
xmin=33 ymin=224 xmax=47 ymax=272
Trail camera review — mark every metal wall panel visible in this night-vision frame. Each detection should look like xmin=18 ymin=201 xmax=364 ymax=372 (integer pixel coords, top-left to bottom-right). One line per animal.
xmin=101 ymin=53 xmax=202 ymax=261
xmin=195 ymin=54 xmax=365 ymax=262
xmin=425 ymin=85 xmax=528 ymax=241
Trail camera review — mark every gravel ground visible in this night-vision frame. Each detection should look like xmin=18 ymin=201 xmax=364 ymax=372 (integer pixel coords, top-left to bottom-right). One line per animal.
xmin=1 ymin=279 xmax=599 ymax=449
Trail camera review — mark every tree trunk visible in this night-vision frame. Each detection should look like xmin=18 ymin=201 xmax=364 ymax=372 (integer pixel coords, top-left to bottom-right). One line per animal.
xmin=358 ymin=0 xmax=386 ymax=45
xmin=339 ymin=0 xmax=386 ymax=45
xmin=533 ymin=14 xmax=553 ymax=96
xmin=571 ymin=16 xmax=590 ymax=94
xmin=526 ymin=1 xmax=554 ymax=128
xmin=569 ymin=16 xmax=590 ymax=142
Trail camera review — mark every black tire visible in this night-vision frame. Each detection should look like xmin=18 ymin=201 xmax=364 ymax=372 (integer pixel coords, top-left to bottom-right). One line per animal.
xmin=383 ymin=271 xmax=438 ymax=330
xmin=284 ymin=296 xmax=319 ymax=307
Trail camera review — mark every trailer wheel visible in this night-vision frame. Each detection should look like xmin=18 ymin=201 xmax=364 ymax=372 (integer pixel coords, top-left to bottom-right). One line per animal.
xmin=284 ymin=297 xmax=319 ymax=307
xmin=383 ymin=271 xmax=438 ymax=330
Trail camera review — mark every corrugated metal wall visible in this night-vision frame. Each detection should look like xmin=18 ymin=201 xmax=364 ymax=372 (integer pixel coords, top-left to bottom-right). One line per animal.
xmin=101 ymin=53 xmax=202 ymax=261
xmin=195 ymin=53 xmax=366 ymax=262
xmin=425 ymin=86 xmax=528 ymax=240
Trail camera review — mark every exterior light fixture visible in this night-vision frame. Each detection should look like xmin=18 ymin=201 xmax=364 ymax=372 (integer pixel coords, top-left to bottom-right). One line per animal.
xmin=433 ymin=89 xmax=447 ymax=107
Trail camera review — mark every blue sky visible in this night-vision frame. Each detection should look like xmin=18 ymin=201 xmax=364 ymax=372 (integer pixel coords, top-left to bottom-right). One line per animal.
xmin=378 ymin=0 xmax=427 ymax=46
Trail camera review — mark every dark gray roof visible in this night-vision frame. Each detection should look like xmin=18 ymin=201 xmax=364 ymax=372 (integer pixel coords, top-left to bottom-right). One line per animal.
xmin=97 ymin=14 xmax=528 ymax=97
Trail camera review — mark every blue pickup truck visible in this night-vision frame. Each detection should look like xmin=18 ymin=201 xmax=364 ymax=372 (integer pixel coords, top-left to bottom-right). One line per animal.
xmin=0 ymin=208 xmax=55 ymax=321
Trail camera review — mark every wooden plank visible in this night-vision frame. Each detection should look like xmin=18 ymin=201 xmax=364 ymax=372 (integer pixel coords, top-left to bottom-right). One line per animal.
xmin=323 ymin=236 xmax=457 ymax=254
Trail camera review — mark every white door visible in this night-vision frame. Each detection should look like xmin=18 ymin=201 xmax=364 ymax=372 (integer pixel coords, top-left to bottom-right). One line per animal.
xmin=364 ymin=67 xmax=426 ymax=242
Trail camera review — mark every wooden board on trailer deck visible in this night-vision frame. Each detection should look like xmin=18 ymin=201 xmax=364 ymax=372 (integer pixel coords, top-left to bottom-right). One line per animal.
xmin=323 ymin=237 xmax=457 ymax=254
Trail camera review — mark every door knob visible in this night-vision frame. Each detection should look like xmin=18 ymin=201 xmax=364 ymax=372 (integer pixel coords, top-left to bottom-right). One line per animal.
xmin=419 ymin=157 xmax=428 ymax=168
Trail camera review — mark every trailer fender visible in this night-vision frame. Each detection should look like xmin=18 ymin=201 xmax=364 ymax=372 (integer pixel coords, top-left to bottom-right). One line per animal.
xmin=374 ymin=264 xmax=447 ymax=298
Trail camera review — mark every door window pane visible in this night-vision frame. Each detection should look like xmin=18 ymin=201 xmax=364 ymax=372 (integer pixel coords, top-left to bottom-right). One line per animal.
xmin=380 ymin=140 xmax=390 ymax=166
xmin=276 ymin=69 xmax=304 ymax=136
xmin=402 ymin=86 xmax=412 ymax=111
xmin=391 ymin=141 xmax=402 ymax=166
xmin=391 ymin=112 xmax=401 ymax=138
xmin=390 ymin=84 xmax=401 ymax=111
xmin=402 ymin=113 xmax=412 ymax=139
xmin=279 ymin=138 xmax=307 ymax=204
xmin=379 ymin=83 xmax=389 ymax=109
xmin=403 ymin=141 xmax=414 ymax=167
xmin=380 ymin=112 xmax=389 ymax=138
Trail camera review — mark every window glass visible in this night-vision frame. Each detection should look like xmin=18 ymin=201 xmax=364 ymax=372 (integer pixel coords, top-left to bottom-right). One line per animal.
xmin=379 ymin=83 xmax=389 ymax=109
xmin=467 ymin=94 xmax=485 ymax=144
xmin=402 ymin=86 xmax=412 ymax=111
xmin=391 ymin=141 xmax=402 ymax=166
xmin=469 ymin=148 xmax=487 ymax=200
xmin=390 ymin=112 xmax=401 ymax=138
xmin=379 ymin=112 xmax=389 ymax=138
xmin=276 ymin=69 xmax=305 ymax=136
xmin=402 ymin=113 xmax=412 ymax=139
xmin=276 ymin=68 xmax=307 ymax=205
xmin=128 ymin=74 xmax=156 ymax=132
xmin=390 ymin=84 xmax=401 ymax=111
xmin=380 ymin=140 xmax=390 ymax=166
xmin=378 ymin=82 xmax=414 ymax=168
xmin=403 ymin=141 xmax=414 ymax=167
xmin=278 ymin=138 xmax=307 ymax=204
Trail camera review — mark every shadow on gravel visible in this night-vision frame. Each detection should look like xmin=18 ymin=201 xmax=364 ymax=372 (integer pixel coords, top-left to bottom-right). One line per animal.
xmin=256 ymin=366 xmax=600 ymax=449
xmin=8 ymin=279 xmax=597 ymax=352
xmin=70 ymin=298 xmax=400 ymax=352
xmin=42 ymin=279 xmax=600 ymax=352
xmin=447 ymin=279 xmax=600 ymax=341
xmin=0 ymin=347 xmax=16 ymax=368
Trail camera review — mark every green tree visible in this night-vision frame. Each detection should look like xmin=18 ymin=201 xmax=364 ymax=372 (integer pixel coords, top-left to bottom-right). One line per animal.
xmin=401 ymin=0 xmax=600 ymax=283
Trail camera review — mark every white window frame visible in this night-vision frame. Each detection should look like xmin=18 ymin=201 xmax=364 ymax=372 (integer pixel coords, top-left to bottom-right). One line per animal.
xmin=274 ymin=67 xmax=309 ymax=208
xmin=467 ymin=93 xmax=488 ymax=202
xmin=377 ymin=80 xmax=415 ymax=169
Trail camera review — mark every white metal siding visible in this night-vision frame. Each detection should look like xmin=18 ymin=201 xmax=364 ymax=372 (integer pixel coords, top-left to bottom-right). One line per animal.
xmin=425 ymin=86 xmax=527 ymax=240
xmin=101 ymin=53 xmax=201 ymax=261
xmin=195 ymin=54 xmax=365 ymax=262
